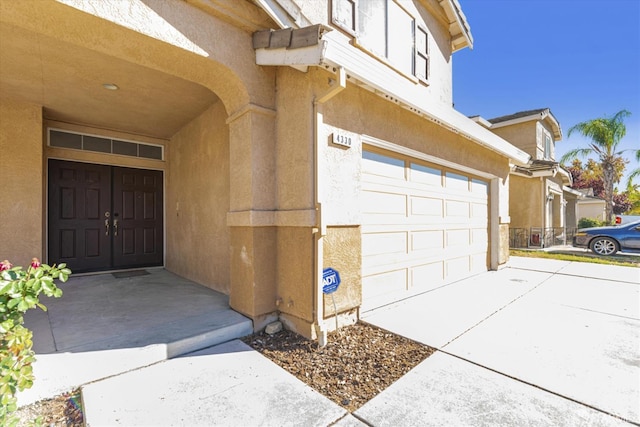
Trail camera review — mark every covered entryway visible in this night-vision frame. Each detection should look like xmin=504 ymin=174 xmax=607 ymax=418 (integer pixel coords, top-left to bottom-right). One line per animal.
xmin=361 ymin=149 xmax=489 ymax=311
xmin=48 ymin=159 xmax=163 ymax=273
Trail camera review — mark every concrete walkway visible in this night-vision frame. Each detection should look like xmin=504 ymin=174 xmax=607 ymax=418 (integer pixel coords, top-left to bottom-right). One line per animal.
xmin=80 ymin=258 xmax=639 ymax=426
xmin=18 ymin=269 xmax=252 ymax=406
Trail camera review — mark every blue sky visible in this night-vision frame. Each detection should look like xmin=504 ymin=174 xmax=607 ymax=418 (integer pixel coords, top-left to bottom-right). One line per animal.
xmin=452 ymin=0 xmax=640 ymax=187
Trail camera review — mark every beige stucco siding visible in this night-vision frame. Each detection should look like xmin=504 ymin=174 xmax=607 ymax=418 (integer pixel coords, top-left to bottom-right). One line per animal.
xmin=509 ymin=175 xmax=543 ymax=229
xmin=166 ymin=101 xmax=230 ymax=293
xmin=324 ymin=84 xmax=510 ymax=178
xmin=0 ymin=99 xmax=43 ymax=266
xmin=491 ymin=121 xmax=537 ymax=159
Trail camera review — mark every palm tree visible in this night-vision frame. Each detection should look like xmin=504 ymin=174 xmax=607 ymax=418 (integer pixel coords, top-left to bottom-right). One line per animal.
xmin=560 ymin=109 xmax=632 ymax=223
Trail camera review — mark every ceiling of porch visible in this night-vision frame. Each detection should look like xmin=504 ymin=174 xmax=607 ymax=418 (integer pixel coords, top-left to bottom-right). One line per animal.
xmin=0 ymin=22 xmax=219 ymax=140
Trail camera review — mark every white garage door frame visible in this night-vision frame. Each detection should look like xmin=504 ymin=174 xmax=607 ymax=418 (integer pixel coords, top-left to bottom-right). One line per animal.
xmin=361 ymin=135 xmax=501 ymax=312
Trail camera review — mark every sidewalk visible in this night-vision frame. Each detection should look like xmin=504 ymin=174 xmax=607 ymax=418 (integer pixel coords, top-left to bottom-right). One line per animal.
xmin=81 ymin=257 xmax=639 ymax=426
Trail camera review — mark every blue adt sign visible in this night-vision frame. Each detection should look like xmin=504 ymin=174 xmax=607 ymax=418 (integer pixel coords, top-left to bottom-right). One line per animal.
xmin=322 ymin=268 xmax=341 ymax=294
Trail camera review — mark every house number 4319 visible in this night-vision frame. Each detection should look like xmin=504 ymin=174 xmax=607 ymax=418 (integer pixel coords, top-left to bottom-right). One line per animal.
xmin=332 ymin=131 xmax=353 ymax=148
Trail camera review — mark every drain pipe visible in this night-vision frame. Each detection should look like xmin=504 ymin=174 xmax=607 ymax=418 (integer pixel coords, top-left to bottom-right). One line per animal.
xmin=313 ymin=66 xmax=346 ymax=347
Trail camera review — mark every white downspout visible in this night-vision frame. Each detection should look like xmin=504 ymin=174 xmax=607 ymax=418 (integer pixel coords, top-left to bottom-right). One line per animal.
xmin=313 ymin=67 xmax=346 ymax=347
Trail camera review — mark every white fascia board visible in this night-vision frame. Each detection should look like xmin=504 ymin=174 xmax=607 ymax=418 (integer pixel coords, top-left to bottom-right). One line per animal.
xmin=440 ymin=0 xmax=473 ymax=51
xmin=563 ymin=186 xmax=586 ymax=198
xmin=490 ymin=113 xmax=542 ymax=129
xmin=470 ymin=116 xmax=492 ymax=129
xmin=491 ymin=110 xmax=562 ymax=140
xmin=254 ymin=0 xmax=297 ymax=29
xmin=256 ymin=41 xmax=327 ymax=71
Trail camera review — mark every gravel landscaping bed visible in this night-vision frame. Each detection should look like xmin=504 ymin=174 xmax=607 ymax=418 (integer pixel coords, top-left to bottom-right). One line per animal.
xmin=242 ymin=321 xmax=436 ymax=412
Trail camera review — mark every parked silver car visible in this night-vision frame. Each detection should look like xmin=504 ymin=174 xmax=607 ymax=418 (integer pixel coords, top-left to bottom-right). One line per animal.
xmin=573 ymin=220 xmax=640 ymax=255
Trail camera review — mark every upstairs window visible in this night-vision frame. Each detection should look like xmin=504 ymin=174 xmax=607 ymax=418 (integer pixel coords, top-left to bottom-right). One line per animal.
xmin=333 ymin=0 xmax=428 ymax=82
xmin=544 ymin=134 xmax=552 ymax=160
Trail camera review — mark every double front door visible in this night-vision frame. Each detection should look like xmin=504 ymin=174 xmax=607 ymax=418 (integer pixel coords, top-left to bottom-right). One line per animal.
xmin=48 ymin=160 xmax=163 ymax=273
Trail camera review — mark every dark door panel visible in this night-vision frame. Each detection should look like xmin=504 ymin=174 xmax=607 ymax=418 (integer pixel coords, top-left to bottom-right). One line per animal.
xmin=48 ymin=160 xmax=111 ymax=272
xmin=48 ymin=160 xmax=163 ymax=272
xmin=112 ymin=167 xmax=163 ymax=269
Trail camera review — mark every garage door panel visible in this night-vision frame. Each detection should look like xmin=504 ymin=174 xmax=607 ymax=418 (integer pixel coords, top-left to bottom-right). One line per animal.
xmin=361 ymin=269 xmax=408 ymax=310
xmin=472 ymin=228 xmax=488 ymax=246
xmin=445 ymin=172 xmax=470 ymax=191
xmin=445 ymin=256 xmax=472 ymax=280
xmin=445 ymin=200 xmax=470 ymax=218
xmin=471 ymin=202 xmax=488 ymax=219
xmin=410 ymin=163 xmax=442 ymax=186
xmin=471 ymin=252 xmax=488 ymax=273
xmin=410 ymin=196 xmax=443 ymax=217
xmin=363 ymin=151 xmax=405 ymax=179
xmin=446 ymin=229 xmax=471 ymax=247
xmin=411 ymin=261 xmax=445 ymax=291
xmin=472 ymin=178 xmax=489 ymax=196
xmin=362 ymin=190 xmax=407 ymax=215
xmin=362 ymin=232 xmax=407 ymax=257
xmin=362 ymin=149 xmax=489 ymax=312
xmin=411 ymin=230 xmax=444 ymax=251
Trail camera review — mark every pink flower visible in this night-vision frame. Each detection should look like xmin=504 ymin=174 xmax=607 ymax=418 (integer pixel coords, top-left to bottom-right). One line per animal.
xmin=31 ymin=258 xmax=41 ymax=269
xmin=0 ymin=260 xmax=12 ymax=271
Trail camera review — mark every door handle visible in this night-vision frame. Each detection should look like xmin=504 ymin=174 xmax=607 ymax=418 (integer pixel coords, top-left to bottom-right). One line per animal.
xmin=104 ymin=211 xmax=111 ymax=236
xmin=114 ymin=219 xmax=119 ymax=237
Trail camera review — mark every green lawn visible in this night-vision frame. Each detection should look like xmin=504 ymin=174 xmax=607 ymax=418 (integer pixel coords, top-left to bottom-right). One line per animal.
xmin=510 ymin=249 xmax=640 ymax=268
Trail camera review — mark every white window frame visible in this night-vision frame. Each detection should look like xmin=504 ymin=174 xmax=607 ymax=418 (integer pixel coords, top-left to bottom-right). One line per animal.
xmin=544 ymin=134 xmax=552 ymax=160
xmin=332 ymin=0 xmax=428 ymax=83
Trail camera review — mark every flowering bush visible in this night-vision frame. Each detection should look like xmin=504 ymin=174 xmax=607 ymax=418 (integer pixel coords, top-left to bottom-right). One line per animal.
xmin=0 ymin=258 xmax=70 ymax=426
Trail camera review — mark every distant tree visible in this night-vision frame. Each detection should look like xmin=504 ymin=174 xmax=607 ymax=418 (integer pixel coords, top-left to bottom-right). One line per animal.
xmin=561 ymin=110 xmax=632 ymax=222
xmin=568 ymin=159 xmax=633 ymax=215
xmin=627 ymin=149 xmax=640 ymax=189
xmin=626 ymin=183 xmax=640 ymax=215
xmin=613 ymin=193 xmax=632 ymax=215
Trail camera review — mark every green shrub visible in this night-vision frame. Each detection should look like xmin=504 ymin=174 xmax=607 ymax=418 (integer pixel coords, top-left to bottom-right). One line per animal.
xmin=0 ymin=258 xmax=70 ymax=426
xmin=578 ymin=218 xmax=612 ymax=229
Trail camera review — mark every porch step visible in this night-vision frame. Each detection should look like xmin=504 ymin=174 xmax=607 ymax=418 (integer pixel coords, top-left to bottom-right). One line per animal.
xmin=17 ymin=269 xmax=254 ymax=407
xmin=19 ymin=312 xmax=253 ymax=406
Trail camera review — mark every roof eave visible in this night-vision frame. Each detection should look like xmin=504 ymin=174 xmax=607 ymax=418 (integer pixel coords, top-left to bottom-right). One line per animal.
xmin=438 ymin=0 xmax=474 ymax=52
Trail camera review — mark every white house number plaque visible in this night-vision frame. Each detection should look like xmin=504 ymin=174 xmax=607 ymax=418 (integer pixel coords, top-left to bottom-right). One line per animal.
xmin=331 ymin=131 xmax=353 ymax=148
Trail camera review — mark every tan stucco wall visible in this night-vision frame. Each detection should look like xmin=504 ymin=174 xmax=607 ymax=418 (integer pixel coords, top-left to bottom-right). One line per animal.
xmin=166 ymin=101 xmax=230 ymax=293
xmin=577 ymin=200 xmax=607 ymax=221
xmin=509 ymin=175 xmax=543 ymax=229
xmin=322 ymin=227 xmax=362 ymax=316
xmin=324 ymin=82 xmax=510 ymax=178
xmin=491 ymin=121 xmax=538 ymax=159
xmin=0 ymin=99 xmax=43 ymax=266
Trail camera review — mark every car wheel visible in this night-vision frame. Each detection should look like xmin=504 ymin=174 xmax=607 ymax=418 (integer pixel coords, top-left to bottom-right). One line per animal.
xmin=590 ymin=237 xmax=619 ymax=256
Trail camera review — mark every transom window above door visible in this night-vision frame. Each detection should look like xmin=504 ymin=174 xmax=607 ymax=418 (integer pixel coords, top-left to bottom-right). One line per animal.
xmin=48 ymin=129 xmax=164 ymax=161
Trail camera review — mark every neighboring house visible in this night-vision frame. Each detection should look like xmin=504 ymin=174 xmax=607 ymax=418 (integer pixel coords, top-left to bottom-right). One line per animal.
xmin=575 ymin=189 xmax=607 ymax=222
xmin=472 ymin=109 xmax=583 ymax=248
xmin=0 ymin=0 xmax=528 ymax=339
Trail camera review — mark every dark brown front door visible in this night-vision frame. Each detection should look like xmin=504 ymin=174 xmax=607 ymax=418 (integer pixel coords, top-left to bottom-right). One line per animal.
xmin=48 ymin=159 xmax=163 ymax=273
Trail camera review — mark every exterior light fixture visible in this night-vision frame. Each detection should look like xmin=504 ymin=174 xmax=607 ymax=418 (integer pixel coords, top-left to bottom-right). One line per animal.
xmin=102 ymin=83 xmax=119 ymax=90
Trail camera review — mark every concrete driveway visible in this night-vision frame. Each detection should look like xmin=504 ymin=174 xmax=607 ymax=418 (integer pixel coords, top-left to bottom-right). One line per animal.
xmin=78 ymin=257 xmax=638 ymax=426
xmin=360 ymin=256 xmax=639 ymax=426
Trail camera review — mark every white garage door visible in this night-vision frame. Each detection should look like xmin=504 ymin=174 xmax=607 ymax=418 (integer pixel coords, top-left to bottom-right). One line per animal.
xmin=361 ymin=149 xmax=489 ymax=312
